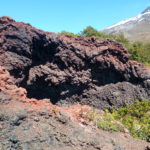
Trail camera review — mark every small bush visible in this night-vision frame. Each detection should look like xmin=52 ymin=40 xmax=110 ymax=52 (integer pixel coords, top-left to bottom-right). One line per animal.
xmin=88 ymin=109 xmax=125 ymax=132
xmin=88 ymin=100 xmax=150 ymax=141
xmin=58 ymin=31 xmax=79 ymax=38
xmin=80 ymin=26 xmax=118 ymax=40
xmin=113 ymin=100 xmax=150 ymax=141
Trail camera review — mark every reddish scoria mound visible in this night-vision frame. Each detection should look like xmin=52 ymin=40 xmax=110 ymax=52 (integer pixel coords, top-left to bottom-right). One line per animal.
xmin=0 ymin=16 xmax=150 ymax=109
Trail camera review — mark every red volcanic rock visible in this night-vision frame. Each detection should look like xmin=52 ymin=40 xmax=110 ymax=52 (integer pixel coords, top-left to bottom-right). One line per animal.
xmin=0 ymin=16 xmax=150 ymax=109
xmin=0 ymin=16 xmax=15 ymax=24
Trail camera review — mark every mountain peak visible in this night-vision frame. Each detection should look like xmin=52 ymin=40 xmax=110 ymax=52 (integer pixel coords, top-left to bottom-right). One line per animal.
xmin=102 ymin=6 xmax=150 ymax=42
xmin=142 ymin=6 xmax=150 ymax=14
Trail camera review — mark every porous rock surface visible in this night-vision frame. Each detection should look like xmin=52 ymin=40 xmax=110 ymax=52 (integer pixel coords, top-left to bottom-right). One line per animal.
xmin=0 ymin=16 xmax=150 ymax=109
xmin=0 ymin=66 xmax=150 ymax=150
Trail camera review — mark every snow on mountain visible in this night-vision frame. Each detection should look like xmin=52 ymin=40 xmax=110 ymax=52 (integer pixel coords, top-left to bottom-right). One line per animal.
xmin=105 ymin=11 xmax=150 ymax=30
xmin=102 ymin=7 xmax=150 ymax=42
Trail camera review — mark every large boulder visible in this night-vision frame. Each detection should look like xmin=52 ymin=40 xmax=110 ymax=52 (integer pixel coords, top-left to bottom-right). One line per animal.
xmin=0 ymin=16 xmax=150 ymax=109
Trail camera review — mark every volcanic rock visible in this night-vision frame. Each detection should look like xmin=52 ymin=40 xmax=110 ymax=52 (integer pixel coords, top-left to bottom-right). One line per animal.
xmin=0 ymin=66 xmax=149 ymax=150
xmin=0 ymin=16 xmax=150 ymax=109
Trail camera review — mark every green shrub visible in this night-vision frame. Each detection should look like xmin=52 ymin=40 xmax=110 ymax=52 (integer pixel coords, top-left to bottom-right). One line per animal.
xmin=88 ymin=109 xmax=125 ymax=132
xmin=58 ymin=30 xmax=79 ymax=37
xmin=113 ymin=100 xmax=150 ymax=141
xmin=80 ymin=26 xmax=118 ymax=40
xmin=127 ymin=41 xmax=150 ymax=66
xmin=88 ymin=100 xmax=150 ymax=141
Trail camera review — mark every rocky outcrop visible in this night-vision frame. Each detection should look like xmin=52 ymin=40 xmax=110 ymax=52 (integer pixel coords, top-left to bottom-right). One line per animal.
xmin=0 ymin=66 xmax=149 ymax=150
xmin=0 ymin=16 xmax=150 ymax=109
xmin=0 ymin=17 xmax=150 ymax=150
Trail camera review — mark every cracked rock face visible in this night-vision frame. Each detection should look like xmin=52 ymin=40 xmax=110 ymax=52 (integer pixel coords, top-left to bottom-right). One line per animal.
xmin=0 ymin=16 xmax=150 ymax=109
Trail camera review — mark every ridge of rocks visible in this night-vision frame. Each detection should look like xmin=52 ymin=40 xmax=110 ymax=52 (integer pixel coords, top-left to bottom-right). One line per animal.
xmin=0 ymin=16 xmax=150 ymax=109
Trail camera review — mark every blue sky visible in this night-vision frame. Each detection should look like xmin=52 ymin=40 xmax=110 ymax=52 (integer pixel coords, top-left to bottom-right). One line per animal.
xmin=0 ymin=0 xmax=150 ymax=33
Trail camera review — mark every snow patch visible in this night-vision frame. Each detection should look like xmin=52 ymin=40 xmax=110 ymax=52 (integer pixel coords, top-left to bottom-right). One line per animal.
xmin=105 ymin=11 xmax=150 ymax=30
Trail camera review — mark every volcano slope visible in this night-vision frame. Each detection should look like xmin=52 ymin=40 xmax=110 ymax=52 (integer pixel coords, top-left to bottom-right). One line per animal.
xmin=0 ymin=16 xmax=150 ymax=109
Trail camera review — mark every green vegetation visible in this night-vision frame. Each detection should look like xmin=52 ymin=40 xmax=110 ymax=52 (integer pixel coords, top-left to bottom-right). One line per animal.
xmin=88 ymin=109 xmax=124 ymax=132
xmin=87 ymin=100 xmax=150 ymax=141
xmin=59 ymin=26 xmax=150 ymax=66
xmin=58 ymin=30 xmax=79 ymax=37
xmin=80 ymin=26 xmax=117 ymax=39
xmin=127 ymin=41 xmax=150 ymax=66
